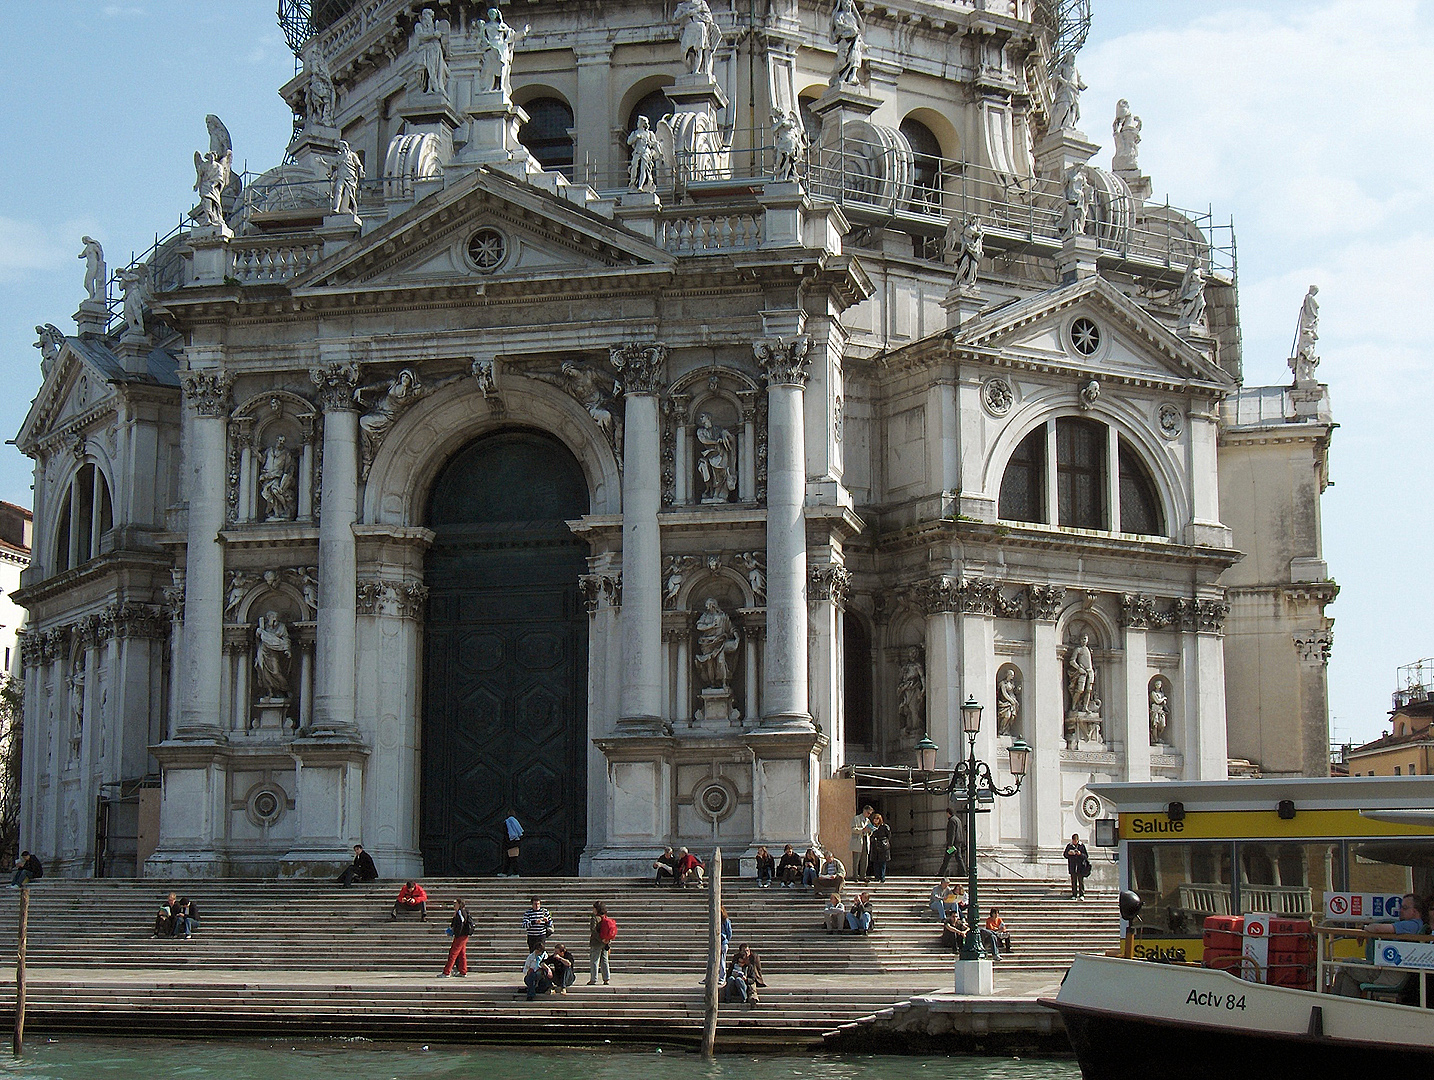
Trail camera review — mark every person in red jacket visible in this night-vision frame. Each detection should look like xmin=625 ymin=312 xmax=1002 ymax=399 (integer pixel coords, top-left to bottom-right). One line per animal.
xmin=675 ymin=847 xmax=706 ymax=887
xmin=392 ymin=880 xmax=428 ymax=921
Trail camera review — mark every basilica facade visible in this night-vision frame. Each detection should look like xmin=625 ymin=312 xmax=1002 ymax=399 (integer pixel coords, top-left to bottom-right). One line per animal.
xmin=13 ymin=0 xmax=1335 ymax=878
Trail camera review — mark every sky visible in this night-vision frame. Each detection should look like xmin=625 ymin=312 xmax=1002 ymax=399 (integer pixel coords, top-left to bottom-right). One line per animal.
xmin=0 ymin=1 xmax=1429 ymax=746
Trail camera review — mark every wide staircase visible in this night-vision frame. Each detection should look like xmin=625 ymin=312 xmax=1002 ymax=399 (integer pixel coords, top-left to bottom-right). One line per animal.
xmin=0 ymin=876 xmax=1119 ymax=1047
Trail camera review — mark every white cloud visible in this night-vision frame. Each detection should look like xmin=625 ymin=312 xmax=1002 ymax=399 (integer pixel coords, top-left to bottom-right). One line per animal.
xmin=102 ymin=5 xmax=146 ymax=17
xmin=0 ymin=217 xmax=98 ymax=281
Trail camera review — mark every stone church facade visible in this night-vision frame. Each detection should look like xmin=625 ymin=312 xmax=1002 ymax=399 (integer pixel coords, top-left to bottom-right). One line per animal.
xmin=13 ymin=0 xmax=1335 ymax=878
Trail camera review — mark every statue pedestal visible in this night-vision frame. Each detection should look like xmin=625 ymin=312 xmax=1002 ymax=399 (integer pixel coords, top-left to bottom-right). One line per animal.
xmin=1056 ymin=232 xmax=1100 ymax=283
xmin=184 ymin=228 xmax=232 ymax=287
xmin=116 ymin=328 xmax=151 ymax=374
xmin=289 ymin=124 xmax=341 ymax=182
xmin=454 ymin=95 xmax=532 ymax=173
xmin=1116 ymin=167 xmax=1152 ymax=205
xmin=615 ymin=191 xmax=661 ymax=241
xmin=942 ymin=285 xmax=987 ymax=329
xmin=1290 ymin=383 xmax=1327 ymax=420
xmin=954 ymin=958 xmax=995 ymax=996
xmin=1035 ymin=128 xmax=1100 ymax=182
xmin=73 ymin=299 xmax=109 ymax=338
xmin=1065 ymin=712 xmax=1103 ymax=749
xmin=694 ymin=687 xmax=740 ymax=727
xmin=662 ymin=77 xmax=731 ymax=186
xmin=252 ymin=697 xmax=291 ymax=732
xmin=811 ymin=84 xmax=881 ymax=125
xmin=318 ymin=213 xmax=362 ymax=257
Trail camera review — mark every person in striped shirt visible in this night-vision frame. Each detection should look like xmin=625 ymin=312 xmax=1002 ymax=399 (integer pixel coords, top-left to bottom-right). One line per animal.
xmin=522 ymin=896 xmax=554 ymax=952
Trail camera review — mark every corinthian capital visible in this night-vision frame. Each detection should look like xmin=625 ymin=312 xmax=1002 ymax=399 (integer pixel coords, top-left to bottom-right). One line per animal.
xmin=180 ymin=369 xmax=233 ymax=417
xmin=310 ymin=361 xmax=362 ymax=411
xmin=609 ymin=343 xmax=667 ymax=394
xmin=754 ymin=335 xmax=813 ymax=387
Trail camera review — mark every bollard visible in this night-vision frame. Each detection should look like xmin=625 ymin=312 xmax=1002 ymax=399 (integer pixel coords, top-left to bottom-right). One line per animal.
xmin=701 ymin=846 xmax=722 ymax=1058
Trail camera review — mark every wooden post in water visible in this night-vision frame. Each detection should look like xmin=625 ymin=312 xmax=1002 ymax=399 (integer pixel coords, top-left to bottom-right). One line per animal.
xmin=701 ymin=846 xmax=722 ymax=1059
xmin=14 ymin=884 xmax=27 ymax=1057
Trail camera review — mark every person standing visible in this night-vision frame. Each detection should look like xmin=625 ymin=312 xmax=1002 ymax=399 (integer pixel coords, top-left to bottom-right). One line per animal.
xmin=869 ymin=813 xmax=892 ymax=882
xmin=1063 ymin=833 xmax=1089 ymax=899
xmin=501 ymin=814 xmax=523 ymax=877
xmin=589 ymin=901 xmax=616 ymax=985
xmin=439 ymin=898 xmax=474 ymax=977
xmin=937 ymin=807 xmax=963 ymax=877
xmin=523 ymin=896 xmax=554 ymax=952
xmin=850 ymin=805 xmax=875 ymax=882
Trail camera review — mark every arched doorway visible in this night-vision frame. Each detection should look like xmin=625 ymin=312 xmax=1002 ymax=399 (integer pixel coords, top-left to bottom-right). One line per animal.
xmin=422 ymin=429 xmax=590 ymax=875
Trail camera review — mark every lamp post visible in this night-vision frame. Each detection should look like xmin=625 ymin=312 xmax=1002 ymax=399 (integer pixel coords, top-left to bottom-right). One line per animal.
xmin=919 ymin=696 xmax=1030 ymax=965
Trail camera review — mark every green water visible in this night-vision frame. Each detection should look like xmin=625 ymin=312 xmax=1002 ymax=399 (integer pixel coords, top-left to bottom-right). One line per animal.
xmin=0 ymin=1039 xmax=1079 ymax=1080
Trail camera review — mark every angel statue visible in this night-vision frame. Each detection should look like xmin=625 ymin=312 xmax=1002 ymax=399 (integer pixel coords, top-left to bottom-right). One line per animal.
xmin=771 ymin=109 xmax=807 ymax=183
xmin=34 ymin=324 xmax=65 ymax=376
xmin=830 ymin=0 xmax=866 ymax=87
xmin=192 ymin=115 xmax=235 ymax=230
xmin=944 ymin=215 xmax=984 ymax=289
xmin=117 ymin=265 xmax=147 ymax=335
xmin=627 ymin=116 xmax=663 ymax=193
xmin=675 ymin=0 xmax=723 ymax=79
xmin=1177 ymin=262 xmax=1207 ymax=330
xmin=1112 ymin=99 xmax=1142 ymax=172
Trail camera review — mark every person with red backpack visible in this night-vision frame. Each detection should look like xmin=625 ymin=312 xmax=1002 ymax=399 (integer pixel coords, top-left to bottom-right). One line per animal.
xmin=588 ymin=901 xmax=617 ymax=985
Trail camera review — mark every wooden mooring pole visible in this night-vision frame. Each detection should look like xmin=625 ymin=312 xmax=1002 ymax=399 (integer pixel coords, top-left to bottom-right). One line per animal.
xmin=701 ymin=846 xmax=722 ymax=1059
xmin=14 ymin=883 xmax=27 ymax=1057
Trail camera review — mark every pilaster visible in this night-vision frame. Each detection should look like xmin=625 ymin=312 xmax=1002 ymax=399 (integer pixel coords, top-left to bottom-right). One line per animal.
xmin=1028 ymin=587 xmax=1066 ymax=856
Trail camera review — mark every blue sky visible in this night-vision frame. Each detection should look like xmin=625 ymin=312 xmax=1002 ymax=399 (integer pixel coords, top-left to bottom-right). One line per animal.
xmin=0 ymin=1 xmax=1429 ymax=746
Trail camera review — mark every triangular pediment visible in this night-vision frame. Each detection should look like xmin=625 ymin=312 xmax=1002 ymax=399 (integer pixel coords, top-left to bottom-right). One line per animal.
xmin=16 ymin=338 xmax=123 ymax=453
xmin=951 ymin=277 xmax=1234 ymax=388
xmin=296 ymin=167 xmax=673 ymax=294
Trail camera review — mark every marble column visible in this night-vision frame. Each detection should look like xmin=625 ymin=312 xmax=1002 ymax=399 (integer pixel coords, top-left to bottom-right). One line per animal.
xmin=611 ymin=344 xmax=667 ymax=730
xmin=1180 ymin=598 xmax=1230 ymax=779
xmin=757 ymin=335 xmax=813 ymax=727
xmin=310 ymin=362 xmax=362 ymax=733
xmin=1120 ymin=595 xmax=1152 ymax=782
xmin=917 ymin=577 xmax=960 ymax=762
xmin=177 ymin=368 xmax=232 ymax=738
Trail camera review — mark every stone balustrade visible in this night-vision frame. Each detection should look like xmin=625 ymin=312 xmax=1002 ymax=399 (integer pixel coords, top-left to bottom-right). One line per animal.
xmin=229 ymin=241 xmax=324 ymax=284
xmin=659 ymin=211 xmax=764 ymax=254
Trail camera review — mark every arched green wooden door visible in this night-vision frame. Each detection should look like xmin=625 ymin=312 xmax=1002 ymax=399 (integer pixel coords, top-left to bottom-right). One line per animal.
xmin=422 ymin=430 xmax=590 ymax=875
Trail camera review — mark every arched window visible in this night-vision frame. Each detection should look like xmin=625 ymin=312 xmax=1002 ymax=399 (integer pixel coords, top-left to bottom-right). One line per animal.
xmin=996 ymin=418 xmax=1169 ymax=538
xmin=54 ymin=462 xmax=113 ymax=573
xmin=627 ymin=90 xmax=672 ymax=137
xmin=997 ymin=427 xmax=1046 ymax=524
xmin=843 ymin=612 xmax=873 ymax=749
xmin=1119 ymin=437 xmax=1164 ymax=535
xmin=519 ymin=97 xmax=575 ymax=178
xmin=900 ymin=118 xmax=943 ymax=212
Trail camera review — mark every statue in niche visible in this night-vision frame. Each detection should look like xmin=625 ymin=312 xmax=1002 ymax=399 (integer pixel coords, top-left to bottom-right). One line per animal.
xmin=1149 ymin=680 xmax=1169 ymax=745
xmin=1112 ymin=99 xmax=1142 ymax=172
xmin=695 ymin=412 xmax=737 ymax=503
xmin=1048 ymin=54 xmax=1087 ymax=133
xmin=896 ymin=652 xmax=925 ymax=734
xmin=627 ymin=116 xmax=663 ymax=193
xmin=117 ymin=265 xmax=146 ymax=334
xmin=1177 ymin=262 xmax=1206 ymax=330
xmin=329 ymin=140 xmax=365 ymax=217
xmin=67 ymin=660 xmax=85 ymax=758
xmin=257 ymin=436 xmax=298 ymax=522
xmin=1065 ymin=632 xmax=1102 ymax=745
xmin=829 ymin=0 xmax=866 ymax=87
xmin=1290 ymin=285 xmax=1320 ymax=383
xmin=413 ymin=8 xmax=450 ymax=96
xmin=772 ymin=109 xmax=807 ymax=183
xmin=675 ymin=0 xmax=723 ymax=79
xmin=945 ymin=215 xmax=984 ymax=289
xmin=35 ymin=324 xmax=65 ymax=376
xmin=694 ymin=598 xmax=740 ymax=691
xmin=996 ymin=666 xmax=1020 ymax=736
xmin=303 ymin=43 xmax=335 ymax=127
xmin=475 ymin=6 xmax=526 ymax=98
xmin=1063 ymin=167 xmax=1092 ymax=238
xmin=79 ymin=236 xmax=106 ymax=304
xmin=740 ymin=551 xmax=766 ymax=603
xmin=253 ymin=611 xmax=292 ymax=699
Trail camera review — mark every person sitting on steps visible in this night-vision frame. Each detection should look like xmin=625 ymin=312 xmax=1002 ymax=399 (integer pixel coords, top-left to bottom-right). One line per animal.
xmin=547 ymin=942 xmax=576 ymax=994
xmin=172 ymin=896 xmax=200 ymax=940
xmin=675 ymin=847 xmax=706 ymax=887
xmin=755 ymin=845 xmax=776 ymax=888
xmin=801 ymin=847 xmax=822 ymax=888
xmin=777 ymin=844 xmax=803 ymax=888
xmin=941 ymin=907 xmax=970 ymax=951
xmin=10 ymin=851 xmax=43 ymax=888
xmin=153 ymin=892 xmax=179 ymax=938
xmin=814 ymin=850 xmax=846 ymax=895
xmin=846 ymin=891 xmax=875 ymax=934
xmin=724 ymin=943 xmax=763 ymax=1007
xmin=985 ymin=907 xmax=1013 ymax=956
xmin=391 ymin=880 xmax=428 ymax=921
xmin=522 ymin=945 xmax=554 ymax=1000
xmin=653 ymin=846 xmax=677 ymax=886
xmin=336 ymin=843 xmax=378 ymax=886
xmin=823 ymin=892 xmax=845 ymax=933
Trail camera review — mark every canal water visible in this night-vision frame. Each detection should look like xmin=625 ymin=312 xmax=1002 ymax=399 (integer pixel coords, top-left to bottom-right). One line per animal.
xmin=0 ymin=1039 xmax=1079 ymax=1079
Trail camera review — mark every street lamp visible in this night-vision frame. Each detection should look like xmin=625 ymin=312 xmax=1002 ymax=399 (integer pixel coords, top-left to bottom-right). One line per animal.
xmin=918 ymin=695 xmax=1030 ymax=964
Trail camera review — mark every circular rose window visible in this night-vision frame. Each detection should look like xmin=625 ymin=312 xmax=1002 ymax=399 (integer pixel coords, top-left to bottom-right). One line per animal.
xmin=1069 ymin=317 xmax=1101 ymax=356
xmin=466 ymin=227 xmax=508 ymax=272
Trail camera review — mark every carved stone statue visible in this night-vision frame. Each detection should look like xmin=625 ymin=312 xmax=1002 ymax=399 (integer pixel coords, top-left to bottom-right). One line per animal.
xmin=675 ymin=0 xmax=722 ymax=79
xmin=740 ymin=551 xmax=766 ymax=603
xmin=1048 ymin=54 xmax=1087 ymax=133
xmin=662 ymin=555 xmax=694 ymax=607
xmin=356 ymin=368 xmax=426 ymax=469
xmin=257 ymin=436 xmax=298 ymax=522
xmin=1149 ymin=681 xmax=1169 ymax=745
xmin=303 ymin=43 xmax=335 ymax=127
xmin=829 ymin=0 xmax=866 ymax=87
xmin=695 ymin=412 xmax=737 ymax=503
xmin=1177 ymin=262 xmax=1207 ymax=330
xmin=532 ymin=362 xmax=620 ymax=443
xmin=79 ymin=236 xmax=106 ymax=304
xmin=627 ymin=116 xmax=663 ymax=193
xmin=193 ymin=151 xmax=229 ymax=229
xmin=945 ymin=215 xmax=984 ymax=289
xmin=253 ymin=611 xmax=293 ymax=699
xmin=472 ymin=358 xmax=497 ymax=399
xmin=224 ymin=571 xmax=253 ymax=618
xmin=1063 ymin=167 xmax=1092 ymax=238
xmin=34 ymin=323 xmax=65 ymax=376
xmin=1067 ymin=633 xmax=1097 ymax=714
xmin=772 ymin=109 xmax=807 ymax=183
xmin=1112 ymin=98 xmax=1142 ymax=172
xmin=414 ymin=8 xmax=450 ymax=95
xmin=475 ymin=6 xmax=526 ymax=98
xmin=1290 ymin=285 xmax=1320 ymax=383
xmin=295 ymin=567 xmax=319 ymax=612
xmin=996 ymin=666 xmax=1020 ymax=736
xmin=329 ymin=140 xmax=365 ymax=217
xmin=117 ymin=265 xmax=146 ymax=334
xmin=694 ymin=598 xmax=740 ymax=691
xmin=896 ymin=653 xmax=925 ymax=734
